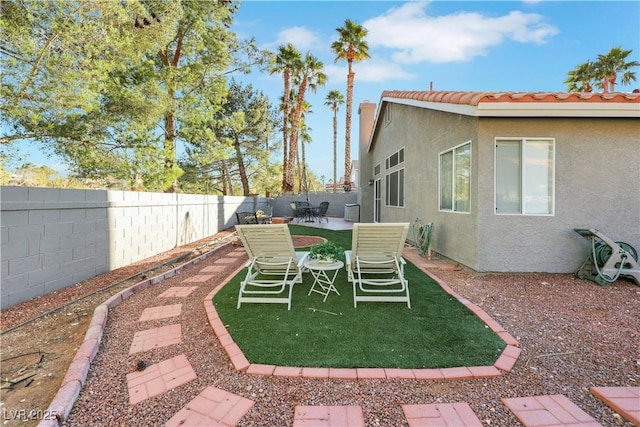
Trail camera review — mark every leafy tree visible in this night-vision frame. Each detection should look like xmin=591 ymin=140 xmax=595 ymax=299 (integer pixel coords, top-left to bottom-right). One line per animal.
xmin=595 ymin=46 xmax=639 ymax=92
xmin=324 ymin=90 xmax=344 ymax=193
xmin=286 ymin=52 xmax=326 ymax=193
xmin=331 ymin=19 xmax=369 ymax=191
xmin=180 ymin=79 xmax=278 ymax=196
xmin=1 ymin=1 xmax=267 ymax=192
xmin=565 ymin=47 xmax=638 ymax=93
xmin=270 ymin=44 xmax=301 ymax=193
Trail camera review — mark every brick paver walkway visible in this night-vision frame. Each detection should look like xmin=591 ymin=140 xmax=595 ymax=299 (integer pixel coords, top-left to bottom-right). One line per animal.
xmin=501 ymin=395 xmax=602 ymax=426
xmin=157 ymin=286 xmax=198 ymax=297
xmin=126 ymin=354 xmax=197 ymax=404
xmin=590 ymin=386 xmax=640 ymax=425
xmin=128 ymin=324 xmax=182 ymax=354
xmin=293 ymin=405 xmax=365 ymax=426
xmin=165 ymin=386 xmax=255 ymax=427
xmin=402 ymin=402 xmax=483 ymax=426
xmin=138 ymin=303 xmax=182 ymax=322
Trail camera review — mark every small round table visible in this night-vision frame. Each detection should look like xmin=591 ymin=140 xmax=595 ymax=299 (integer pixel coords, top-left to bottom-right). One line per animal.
xmin=304 ymin=259 xmax=344 ymax=302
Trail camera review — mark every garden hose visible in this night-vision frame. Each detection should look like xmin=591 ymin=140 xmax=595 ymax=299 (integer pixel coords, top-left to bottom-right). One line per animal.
xmin=591 ymin=239 xmax=628 ymax=284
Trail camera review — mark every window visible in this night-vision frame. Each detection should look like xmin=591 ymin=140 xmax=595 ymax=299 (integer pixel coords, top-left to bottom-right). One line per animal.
xmin=385 ymin=148 xmax=405 ymax=207
xmin=385 ymin=169 xmax=404 ymax=207
xmin=495 ymin=138 xmax=554 ymax=215
xmin=374 ymin=163 xmax=381 ymax=176
xmin=439 ymin=142 xmax=471 ymax=213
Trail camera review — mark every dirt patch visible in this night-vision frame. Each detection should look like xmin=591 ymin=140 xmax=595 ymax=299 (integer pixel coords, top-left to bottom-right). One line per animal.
xmin=291 ymin=235 xmax=326 ymax=248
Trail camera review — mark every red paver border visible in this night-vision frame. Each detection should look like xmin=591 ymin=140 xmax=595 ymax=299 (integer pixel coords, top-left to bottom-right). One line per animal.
xmin=204 ymin=248 xmax=521 ymax=380
xmin=293 ymin=405 xmax=365 ymax=427
xmin=165 ymin=385 xmax=255 ymax=427
xmin=402 ymin=402 xmax=483 ymax=427
xmin=39 ymin=242 xmax=235 ymax=424
xmin=590 ymin=386 xmax=640 ymax=425
xmin=501 ymin=394 xmax=602 ymax=426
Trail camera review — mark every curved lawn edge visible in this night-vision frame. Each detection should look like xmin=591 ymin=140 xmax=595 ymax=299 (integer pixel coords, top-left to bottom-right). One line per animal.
xmin=205 ymin=247 xmax=521 ymax=381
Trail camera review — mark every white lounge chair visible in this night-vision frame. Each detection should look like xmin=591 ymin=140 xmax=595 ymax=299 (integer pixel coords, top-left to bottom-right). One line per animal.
xmin=235 ymin=224 xmax=309 ymax=310
xmin=345 ymin=223 xmax=411 ymax=308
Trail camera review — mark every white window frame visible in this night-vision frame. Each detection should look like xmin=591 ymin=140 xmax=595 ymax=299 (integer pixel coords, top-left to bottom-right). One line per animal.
xmin=438 ymin=141 xmax=471 ymax=214
xmin=385 ymin=167 xmax=405 ymax=208
xmin=494 ymin=137 xmax=555 ymax=216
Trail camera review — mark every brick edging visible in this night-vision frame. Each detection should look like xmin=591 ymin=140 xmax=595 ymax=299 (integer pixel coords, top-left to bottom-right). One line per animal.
xmin=37 ymin=242 xmax=235 ymax=427
xmin=204 ymin=251 xmax=521 ymax=381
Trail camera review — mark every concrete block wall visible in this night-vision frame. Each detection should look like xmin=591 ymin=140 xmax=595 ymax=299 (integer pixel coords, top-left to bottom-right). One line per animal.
xmin=1 ymin=186 xmax=257 ymax=309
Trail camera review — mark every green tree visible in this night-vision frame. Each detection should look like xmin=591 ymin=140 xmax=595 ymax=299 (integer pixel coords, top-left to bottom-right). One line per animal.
xmin=565 ymin=47 xmax=638 ymax=93
xmin=270 ymin=44 xmax=301 ymax=193
xmin=180 ymin=79 xmax=278 ymax=196
xmin=331 ymin=19 xmax=369 ymax=191
xmin=324 ymin=90 xmax=344 ymax=193
xmin=595 ymin=46 xmax=639 ymax=92
xmin=286 ymin=52 xmax=326 ymax=193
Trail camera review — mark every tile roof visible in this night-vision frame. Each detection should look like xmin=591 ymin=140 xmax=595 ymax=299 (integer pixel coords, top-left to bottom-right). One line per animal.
xmin=381 ymin=90 xmax=640 ymax=105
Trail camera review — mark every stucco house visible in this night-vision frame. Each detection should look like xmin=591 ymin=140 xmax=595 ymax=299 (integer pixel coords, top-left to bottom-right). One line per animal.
xmin=356 ymin=91 xmax=640 ymax=273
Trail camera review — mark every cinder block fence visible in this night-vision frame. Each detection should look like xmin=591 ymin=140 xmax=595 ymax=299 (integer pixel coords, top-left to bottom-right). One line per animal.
xmin=0 ymin=187 xmax=258 ymax=309
xmin=0 ymin=186 xmax=357 ymax=309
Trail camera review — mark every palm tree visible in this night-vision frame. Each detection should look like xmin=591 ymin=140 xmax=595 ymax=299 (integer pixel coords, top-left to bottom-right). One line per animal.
xmin=270 ymin=44 xmax=301 ymax=192
xmin=595 ymin=46 xmax=639 ymax=92
xmin=324 ymin=90 xmax=344 ymax=193
xmin=286 ymin=52 xmax=326 ymax=193
xmin=331 ymin=19 xmax=369 ymax=191
xmin=564 ymin=60 xmax=596 ymax=93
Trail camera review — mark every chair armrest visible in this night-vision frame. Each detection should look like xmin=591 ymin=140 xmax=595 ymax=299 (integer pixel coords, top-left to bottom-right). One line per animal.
xmin=296 ymin=251 xmax=310 ymax=268
xmin=344 ymin=250 xmax=352 ymax=267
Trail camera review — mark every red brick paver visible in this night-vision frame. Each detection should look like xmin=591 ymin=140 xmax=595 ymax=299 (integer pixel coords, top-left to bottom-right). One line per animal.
xmin=293 ymin=405 xmax=365 ymax=427
xmin=138 ymin=304 xmax=182 ymax=322
xmin=502 ymin=395 xmax=602 ymax=426
xmin=157 ymin=286 xmax=198 ymax=298
xmin=181 ymin=274 xmax=215 ymax=283
xmin=129 ymin=324 xmax=182 ymax=354
xmin=590 ymin=386 xmax=640 ymax=426
xmin=402 ymin=402 xmax=483 ymax=427
xmin=126 ymin=354 xmax=196 ymax=404
xmin=165 ymin=386 xmax=255 ymax=427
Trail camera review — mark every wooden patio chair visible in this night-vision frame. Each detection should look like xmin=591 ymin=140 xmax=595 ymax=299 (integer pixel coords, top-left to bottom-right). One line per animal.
xmin=235 ymin=224 xmax=309 ymax=310
xmin=345 ymin=222 xmax=411 ymax=308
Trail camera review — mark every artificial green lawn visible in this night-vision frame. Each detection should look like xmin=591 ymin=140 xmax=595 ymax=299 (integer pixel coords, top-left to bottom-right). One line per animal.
xmin=213 ymin=225 xmax=505 ymax=368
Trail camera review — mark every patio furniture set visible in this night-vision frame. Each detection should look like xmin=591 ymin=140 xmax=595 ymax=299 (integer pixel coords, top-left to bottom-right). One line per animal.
xmin=289 ymin=201 xmax=330 ymax=223
xmin=234 ymin=223 xmax=410 ymax=310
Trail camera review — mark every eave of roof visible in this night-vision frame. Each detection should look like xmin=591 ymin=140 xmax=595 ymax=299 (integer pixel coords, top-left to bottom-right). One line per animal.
xmin=368 ymin=90 xmax=640 ymax=151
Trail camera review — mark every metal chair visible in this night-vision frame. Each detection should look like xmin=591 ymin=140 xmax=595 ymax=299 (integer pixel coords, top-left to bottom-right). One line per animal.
xmin=236 ymin=211 xmax=258 ymax=224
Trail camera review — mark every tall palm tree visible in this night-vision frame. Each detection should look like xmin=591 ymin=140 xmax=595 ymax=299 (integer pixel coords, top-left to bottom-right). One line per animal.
xmin=595 ymin=46 xmax=639 ymax=92
xmin=270 ymin=44 xmax=301 ymax=192
xmin=286 ymin=52 xmax=326 ymax=193
xmin=331 ymin=19 xmax=369 ymax=191
xmin=324 ymin=90 xmax=344 ymax=193
xmin=564 ymin=60 xmax=596 ymax=92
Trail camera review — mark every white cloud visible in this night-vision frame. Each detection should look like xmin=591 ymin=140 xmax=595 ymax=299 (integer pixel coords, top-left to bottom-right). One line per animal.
xmin=268 ymin=26 xmax=322 ymax=52
xmin=363 ymin=2 xmax=559 ymax=64
xmin=325 ymin=57 xmax=416 ymax=84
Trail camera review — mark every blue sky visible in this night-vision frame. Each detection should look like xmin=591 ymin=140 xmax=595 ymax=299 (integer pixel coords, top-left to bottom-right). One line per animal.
xmin=9 ymin=1 xmax=640 ymax=188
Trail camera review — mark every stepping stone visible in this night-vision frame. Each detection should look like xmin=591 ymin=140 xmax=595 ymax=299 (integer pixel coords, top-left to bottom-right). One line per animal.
xmin=402 ymin=402 xmax=483 ymax=427
xmin=182 ymin=274 xmax=215 ymax=283
xmin=129 ymin=324 xmax=181 ymax=354
xmin=126 ymin=354 xmax=196 ymax=405
xmin=165 ymin=386 xmax=255 ymax=427
xmin=138 ymin=304 xmax=182 ymax=322
xmin=199 ymin=265 xmax=227 ymax=273
xmin=212 ymin=258 xmax=238 ymax=264
xmin=590 ymin=386 xmax=640 ymax=425
xmin=502 ymin=395 xmax=602 ymax=426
xmin=157 ymin=286 xmax=198 ymax=298
xmin=293 ymin=405 xmax=365 ymax=426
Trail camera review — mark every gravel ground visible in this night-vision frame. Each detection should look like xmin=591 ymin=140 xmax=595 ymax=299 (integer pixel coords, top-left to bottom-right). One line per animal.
xmin=5 ymin=232 xmax=639 ymax=426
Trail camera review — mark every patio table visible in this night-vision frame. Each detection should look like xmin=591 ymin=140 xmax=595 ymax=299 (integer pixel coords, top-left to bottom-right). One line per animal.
xmin=304 ymin=259 xmax=344 ymax=302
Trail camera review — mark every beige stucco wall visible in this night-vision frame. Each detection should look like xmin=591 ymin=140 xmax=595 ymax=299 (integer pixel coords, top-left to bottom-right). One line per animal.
xmin=362 ymin=101 xmax=640 ymax=273
xmin=476 ymin=117 xmax=640 ymax=272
